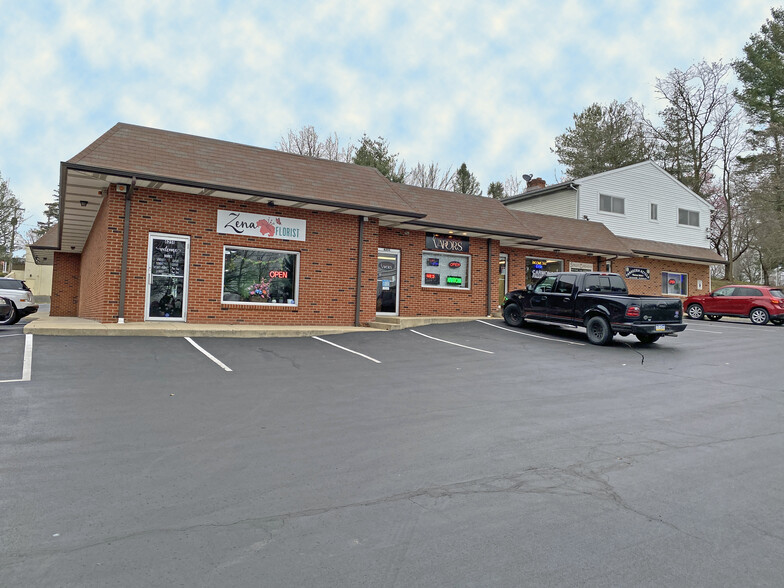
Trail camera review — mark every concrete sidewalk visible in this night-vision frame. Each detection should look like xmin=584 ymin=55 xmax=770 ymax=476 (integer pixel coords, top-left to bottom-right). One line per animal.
xmin=23 ymin=313 xmax=490 ymax=338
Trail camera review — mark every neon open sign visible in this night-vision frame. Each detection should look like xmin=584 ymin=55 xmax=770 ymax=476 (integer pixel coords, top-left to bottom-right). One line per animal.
xmin=446 ymin=276 xmax=463 ymax=285
xmin=448 ymin=261 xmax=461 ymax=268
xmin=269 ymin=270 xmax=289 ymax=279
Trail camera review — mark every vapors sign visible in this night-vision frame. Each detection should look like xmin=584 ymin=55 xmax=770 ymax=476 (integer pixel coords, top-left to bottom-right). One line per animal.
xmin=217 ymin=210 xmax=306 ymax=241
xmin=426 ymin=232 xmax=470 ymax=252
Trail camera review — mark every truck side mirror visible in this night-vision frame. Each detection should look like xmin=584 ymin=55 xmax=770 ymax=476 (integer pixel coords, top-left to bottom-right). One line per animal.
xmin=526 ymin=284 xmax=533 ymax=292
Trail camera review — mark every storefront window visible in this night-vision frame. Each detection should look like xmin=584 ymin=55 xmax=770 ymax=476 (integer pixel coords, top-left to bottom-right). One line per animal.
xmin=422 ymin=251 xmax=470 ymax=289
xmin=526 ymin=257 xmax=563 ymax=283
xmin=222 ymin=247 xmax=299 ymax=304
xmin=662 ymin=272 xmax=687 ymax=296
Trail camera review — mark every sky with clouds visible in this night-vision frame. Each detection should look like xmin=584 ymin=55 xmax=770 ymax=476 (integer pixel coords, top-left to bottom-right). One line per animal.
xmin=0 ymin=0 xmax=777 ymax=236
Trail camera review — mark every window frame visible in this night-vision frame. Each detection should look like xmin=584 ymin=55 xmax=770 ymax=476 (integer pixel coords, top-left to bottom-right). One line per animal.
xmin=650 ymin=202 xmax=658 ymax=221
xmin=421 ymin=250 xmax=471 ymax=290
xmin=677 ymin=208 xmax=700 ymax=227
xmin=221 ymin=245 xmax=301 ymax=306
xmin=662 ymin=271 xmax=688 ymax=296
xmin=599 ymin=193 xmax=625 ymax=215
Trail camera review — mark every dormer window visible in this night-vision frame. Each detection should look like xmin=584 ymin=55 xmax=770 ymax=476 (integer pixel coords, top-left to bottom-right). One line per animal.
xmin=599 ymin=194 xmax=624 ymax=214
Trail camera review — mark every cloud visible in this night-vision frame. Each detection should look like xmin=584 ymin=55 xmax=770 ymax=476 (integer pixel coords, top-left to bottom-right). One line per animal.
xmin=0 ymin=0 xmax=777 ymax=230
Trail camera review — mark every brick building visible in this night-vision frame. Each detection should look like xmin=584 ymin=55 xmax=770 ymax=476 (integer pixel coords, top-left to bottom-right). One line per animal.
xmin=32 ymin=124 xmax=725 ymax=326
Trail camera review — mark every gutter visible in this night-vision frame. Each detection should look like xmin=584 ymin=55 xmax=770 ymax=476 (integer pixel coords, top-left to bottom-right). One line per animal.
xmin=117 ymin=178 xmax=135 ymax=323
xmin=62 ymin=162 xmax=427 ymax=222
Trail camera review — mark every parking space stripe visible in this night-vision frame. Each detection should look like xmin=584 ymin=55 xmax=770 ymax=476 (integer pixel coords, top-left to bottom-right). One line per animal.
xmin=410 ymin=329 xmax=494 ymax=354
xmin=688 ymin=328 xmax=723 ymax=334
xmin=184 ymin=337 xmax=233 ymax=372
xmin=477 ymin=320 xmax=586 ymax=346
xmin=312 ymin=336 xmax=382 ymax=363
xmin=0 ymin=333 xmax=33 ymax=384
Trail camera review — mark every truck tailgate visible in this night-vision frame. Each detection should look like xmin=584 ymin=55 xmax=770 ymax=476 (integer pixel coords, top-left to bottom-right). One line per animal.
xmin=640 ymin=298 xmax=682 ymax=322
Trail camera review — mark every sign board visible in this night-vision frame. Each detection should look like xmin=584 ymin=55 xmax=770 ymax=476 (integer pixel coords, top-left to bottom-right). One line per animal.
xmin=426 ymin=232 xmax=469 ymax=252
xmin=217 ymin=210 xmax=306 ymax=241
xmin=625 ymin=266 xmax=650 ymax=280
xmin=569 ymin=261 xmax=594 ymax=272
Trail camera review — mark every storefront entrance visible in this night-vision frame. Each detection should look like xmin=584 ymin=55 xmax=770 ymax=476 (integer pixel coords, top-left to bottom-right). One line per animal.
xmin=376 ymin=248 xmax=400 ymax=315
xmin=498 ymin=253 xmax=508 ymax=306
xmin=145 ymin=233 xmax=190 ymax=321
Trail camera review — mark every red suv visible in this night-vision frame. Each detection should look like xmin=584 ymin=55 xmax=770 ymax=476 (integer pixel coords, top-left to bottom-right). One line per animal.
xmin=685 ymin=285 xmax=784 ymax=325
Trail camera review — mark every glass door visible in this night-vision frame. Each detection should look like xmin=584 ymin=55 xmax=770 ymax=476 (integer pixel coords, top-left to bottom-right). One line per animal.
xmin=498 ymin=253 xmax=508 ymax=306
xmin=376 ymin=248 xmax=400 ymax=315
xmin=145 ymin=234 xmax=190 ymax=321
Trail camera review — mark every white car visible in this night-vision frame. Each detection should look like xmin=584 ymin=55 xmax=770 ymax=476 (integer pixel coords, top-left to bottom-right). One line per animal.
xmin=0 ymin=278 xmax=39 ymax=325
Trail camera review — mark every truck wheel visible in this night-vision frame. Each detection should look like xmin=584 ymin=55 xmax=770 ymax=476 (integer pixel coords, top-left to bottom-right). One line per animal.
xmin=687 ymin=304 xmax=704 ymax=320
xmin=585 ymin=316 xmax=612 ymax=345
xmin=635 ymin=333 xmax=661 ymax=344
xmin=749 ymin=307 xmax=769 ymax=325
xmin=0 ymin=304 xmax=19 ymax=326
xmin=503 ymin=303 xmax=525 ymax=328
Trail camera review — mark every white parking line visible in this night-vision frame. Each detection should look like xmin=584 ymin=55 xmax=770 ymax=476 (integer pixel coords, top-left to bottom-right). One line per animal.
xmin=0 ymin=333 xmax=33 ymax=383
xmin=184 ymin=337 xmax=233 ymax=372
xmin=477 ymin=320 xmax=586 ymax=346
xmin=688 ymin=328 xmax=723 ymax=334
xmin=312 ymin=336 xmax=382 ymax=363
xmin=410 ymin=329 xmax=494 ymax=354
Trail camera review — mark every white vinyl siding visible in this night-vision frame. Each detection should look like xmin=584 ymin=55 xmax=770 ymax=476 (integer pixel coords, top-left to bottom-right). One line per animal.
xmin=503 ymin=188 xmax=577 ymax=218
xmin=576 ymin=162 xmax=712 ymax=248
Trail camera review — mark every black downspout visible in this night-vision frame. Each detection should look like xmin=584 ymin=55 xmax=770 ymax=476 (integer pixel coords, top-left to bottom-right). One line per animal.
xmin=355 ymin=216 xmax=365 ymax=327
xmin=487 ymin=238 xmax=493 ymax=316
xmin=117 ymin=178 xmax=135 ymax=323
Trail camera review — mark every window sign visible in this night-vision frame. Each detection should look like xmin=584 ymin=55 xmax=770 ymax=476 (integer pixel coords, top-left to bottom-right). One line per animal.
xmin=222 ymin=246 xmax=299 ymax=304
xmin=625 ymin=267 xmax=650 ymax=280
xmin=526 ymin=257 xmax=563 ymax=283
xmin=421 ymin=251 xmax=469 ymax=289
xmin=217 ymin=210 xmax=306 ymax=241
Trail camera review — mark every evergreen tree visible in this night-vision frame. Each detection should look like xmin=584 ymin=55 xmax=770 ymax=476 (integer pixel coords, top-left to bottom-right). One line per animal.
xmin=352 ymin=135 xmax=405 ymax=182
xmin=487 ymin=181 xmax=505 ymax=199
xmin=32 ymin=190 xmax=59 ymax=239
xmin=552 ymin=99 xmax=652 ymax=179
xmin=452 ymin=163 xmax=481 ymax=195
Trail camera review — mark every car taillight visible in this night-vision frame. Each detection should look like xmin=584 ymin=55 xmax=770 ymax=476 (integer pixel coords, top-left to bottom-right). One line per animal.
xmin=626 ymin=305 xmax=641 ymax=318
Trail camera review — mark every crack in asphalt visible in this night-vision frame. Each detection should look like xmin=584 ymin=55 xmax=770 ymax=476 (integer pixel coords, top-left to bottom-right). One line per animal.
xmin=4 ymin=428 xmax=782 ymax=568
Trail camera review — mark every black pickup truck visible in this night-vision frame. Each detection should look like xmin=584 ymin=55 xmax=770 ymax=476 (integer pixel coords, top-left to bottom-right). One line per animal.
xmin=502 ymin=272 xmax=686 ymax=345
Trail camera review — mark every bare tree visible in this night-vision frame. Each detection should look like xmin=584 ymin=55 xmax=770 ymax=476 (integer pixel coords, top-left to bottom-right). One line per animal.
xmin=404 ymin=162 xmax=455 ymax=190
xmin=277 ymin=125 xmax=354 ymax=162
xmin=707 ymin=98 xmax=753 ymax=279
xmin=503 ymin=174 xmax=523 ymax=197
xmin=644 ymin=61 xmax=734 ymax=197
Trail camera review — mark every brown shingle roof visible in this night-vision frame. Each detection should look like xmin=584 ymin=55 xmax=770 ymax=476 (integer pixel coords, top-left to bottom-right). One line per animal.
xmin=619 ymin=237 xmax=727 ymax=264
xmin=67 ymin=123 xmax=422 ymax=218
xmin=388 ymin=184 xmax=540 ymax=239
xmin=507 ymin=210 xmax=634 ymax=255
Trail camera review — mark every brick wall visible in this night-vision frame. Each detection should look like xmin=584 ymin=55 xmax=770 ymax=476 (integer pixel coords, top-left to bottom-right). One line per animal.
xmin=82 ymin=186 xmax=378 ymax=325
xmin=50 ymin=252 xmax=81 ymax=316
xmin=378 ymin=227 xmax=495 ymax=317
xmin=77 ymin=190 xmax=120 ymax=321
xmin=500 ymin=246 xmax=711 ymax=298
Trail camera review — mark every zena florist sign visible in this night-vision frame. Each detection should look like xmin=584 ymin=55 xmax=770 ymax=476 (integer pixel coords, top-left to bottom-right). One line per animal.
xmin=217 ymin=210 xmax=306 ymax=242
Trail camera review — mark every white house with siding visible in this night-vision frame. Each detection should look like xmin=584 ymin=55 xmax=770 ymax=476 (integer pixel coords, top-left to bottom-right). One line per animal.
xmin=502 ymin=161 xmax=713 ymax=249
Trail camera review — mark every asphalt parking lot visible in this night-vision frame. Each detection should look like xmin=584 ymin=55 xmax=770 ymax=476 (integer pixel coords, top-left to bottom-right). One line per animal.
xmin=2 ymin=317 xmax=783 ymax=587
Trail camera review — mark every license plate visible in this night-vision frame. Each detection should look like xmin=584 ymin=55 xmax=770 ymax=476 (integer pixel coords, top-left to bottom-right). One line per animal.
xmin=655 ymin=325 xmax=665 ymax=332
